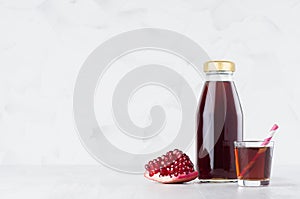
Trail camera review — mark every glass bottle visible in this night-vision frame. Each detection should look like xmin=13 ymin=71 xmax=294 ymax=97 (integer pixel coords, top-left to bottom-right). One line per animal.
xmin=196 ymin=60 xmax=243 ymax=181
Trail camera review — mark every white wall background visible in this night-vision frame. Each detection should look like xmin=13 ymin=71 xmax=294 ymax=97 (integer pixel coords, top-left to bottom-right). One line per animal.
xmin=0 ymin=0 xmax=299 ymax=167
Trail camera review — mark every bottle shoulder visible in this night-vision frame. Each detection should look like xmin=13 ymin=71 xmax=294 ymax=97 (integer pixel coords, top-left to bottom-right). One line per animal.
xmin=198 ymin=81 xmax=243 ymax=113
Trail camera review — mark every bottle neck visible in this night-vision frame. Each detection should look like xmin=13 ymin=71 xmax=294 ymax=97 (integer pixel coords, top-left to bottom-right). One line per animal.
xmin=205 ymin=71 xmax=234 ymax=81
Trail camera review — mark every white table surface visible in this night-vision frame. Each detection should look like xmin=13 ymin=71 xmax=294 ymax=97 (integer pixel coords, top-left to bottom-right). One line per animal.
xmin=0 ymin=165 xmax=299 ymax=199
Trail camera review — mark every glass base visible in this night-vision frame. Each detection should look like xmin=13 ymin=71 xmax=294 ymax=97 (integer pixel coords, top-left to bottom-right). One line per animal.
xmin=238 ymin=179 xmax=270 ymax=187
xmin=199 ymin=178 xmax=237 ymax=183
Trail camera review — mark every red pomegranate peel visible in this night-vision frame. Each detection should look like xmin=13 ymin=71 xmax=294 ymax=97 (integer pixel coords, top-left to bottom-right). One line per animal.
xmin=239 ymin=124 xmax=279 ymax=177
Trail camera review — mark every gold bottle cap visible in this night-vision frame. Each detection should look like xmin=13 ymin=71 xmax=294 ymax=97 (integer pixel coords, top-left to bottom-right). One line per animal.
xmin=203 ymin=60 xmax=235 ymax=72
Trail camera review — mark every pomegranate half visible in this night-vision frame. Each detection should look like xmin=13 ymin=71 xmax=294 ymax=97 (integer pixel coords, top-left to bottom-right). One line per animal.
xmin=144 ymin=149 xmax=198 ymax=183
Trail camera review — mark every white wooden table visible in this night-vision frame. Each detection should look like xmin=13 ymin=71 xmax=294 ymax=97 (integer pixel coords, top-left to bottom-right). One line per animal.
xmin=0 ymin=165 xmax=298 ymax=199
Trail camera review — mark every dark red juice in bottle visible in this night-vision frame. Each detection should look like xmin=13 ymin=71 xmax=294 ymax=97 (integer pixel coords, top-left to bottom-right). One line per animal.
xmin=196 ymin=61 xmax=243 ymax=181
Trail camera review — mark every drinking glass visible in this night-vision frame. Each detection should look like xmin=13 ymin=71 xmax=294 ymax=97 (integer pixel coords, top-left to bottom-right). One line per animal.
xmin=234 ymin=141 xmax=274 ymax=186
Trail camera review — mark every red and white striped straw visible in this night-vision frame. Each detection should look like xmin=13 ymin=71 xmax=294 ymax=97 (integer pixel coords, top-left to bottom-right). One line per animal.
xmin=261 ymin=124 xmax=279 ymax=146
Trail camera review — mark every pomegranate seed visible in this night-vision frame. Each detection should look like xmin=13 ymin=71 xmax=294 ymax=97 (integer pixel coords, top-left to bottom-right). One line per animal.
xmin=160 ymin=167 xmax=167 ymax=175
xmin=145 ymin=165 xmax=150 ymax=171
xmin=149 ymin=171 xmax=154 ymax=177
xmin=164 ymin=157 xmax=168 ymax=162
xmin=174 ymin=165 xmax=179 ymax=171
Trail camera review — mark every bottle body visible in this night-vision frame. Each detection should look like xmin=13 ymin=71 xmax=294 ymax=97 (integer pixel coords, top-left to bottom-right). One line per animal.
xmin=196 ymin=64 xmax=243 ymax=181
